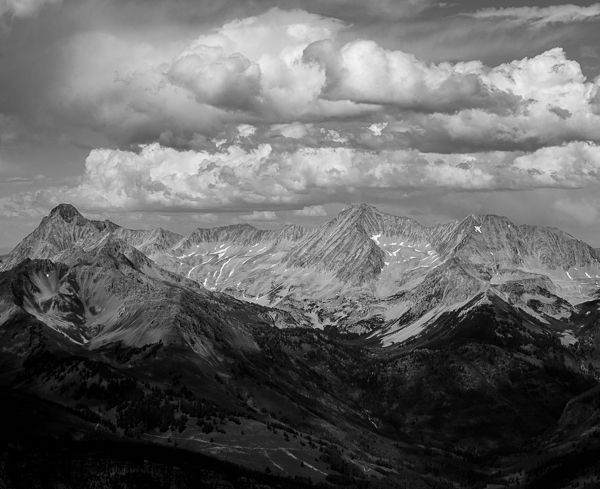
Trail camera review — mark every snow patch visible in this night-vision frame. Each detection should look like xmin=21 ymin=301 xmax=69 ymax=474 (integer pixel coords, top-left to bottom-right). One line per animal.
xmin=187 ymin=264 xmax=201 ymax=278
xmin=215 ymin=258 xmax=232 ymax=284
xmin=215 ymin=246 xmax=230 ymax=258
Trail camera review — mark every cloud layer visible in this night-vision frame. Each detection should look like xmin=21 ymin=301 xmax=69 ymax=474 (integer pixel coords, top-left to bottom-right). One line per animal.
xmin=50 ymin=8 xmax=600 ymax=155
xmin=3 ymin=140 xmax=600 ymax=219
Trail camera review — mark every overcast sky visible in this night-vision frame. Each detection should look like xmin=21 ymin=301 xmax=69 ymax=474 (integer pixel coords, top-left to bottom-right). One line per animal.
xmin=1 ymin=0 xmax=600 ymax=250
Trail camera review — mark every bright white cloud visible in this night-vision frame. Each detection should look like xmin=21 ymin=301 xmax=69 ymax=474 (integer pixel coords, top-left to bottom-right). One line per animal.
xmin=237 ymin=124 xmax=257 ymax=138
xmin=3 ymin=141 xmax=600 ymax=219
xmin=240 ymin=211 xmax=278 ymax=221
xmin=368 ymin=123 xmax=388 ymax=136
xmin=271 ymin=123 xmax=312 ymax=139
xmin=465 ymin=4 xmax=600 ymax=28
xmin=293 ymin=205 xmax=328 ymax=217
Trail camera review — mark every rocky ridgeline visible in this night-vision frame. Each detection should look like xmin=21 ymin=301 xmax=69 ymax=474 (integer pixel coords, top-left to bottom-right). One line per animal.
xmin=2 ymin=202 xmax=600 ymax=346
xmin=113 ymin=227 xmax=184 ymax=256
xmin=4 ymin=203 xmax=598 ymax=283
xmin=177 ymin=223 xmax=311 ymax=251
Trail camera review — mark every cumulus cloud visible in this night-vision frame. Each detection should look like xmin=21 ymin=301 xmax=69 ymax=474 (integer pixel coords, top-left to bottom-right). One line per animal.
xmin=464 ymin=4 xmax=600 ymax=28
xmin=240 ymin=211 xmax=278 ymax=221
xmin=166 ymin=47 xmax=262 ymax=111
xmin=293 ymin=205 xmax=328 ymax=217
xmin=0 ymin=0 xmax=61 ymax=18
xmin=3 ymin=140 xmax=600 ymax=219
xmin=49 ymin=8 xmax=600 ymax=153
xmin=271 ymin=123 xmax=311 ymax=140
xmin=303 ymin=38 xmax=523 ymax=114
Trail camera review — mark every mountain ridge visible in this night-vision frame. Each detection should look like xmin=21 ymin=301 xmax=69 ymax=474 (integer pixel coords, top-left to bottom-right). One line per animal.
xmin=3 ymin=202 xmax=600 ymax=348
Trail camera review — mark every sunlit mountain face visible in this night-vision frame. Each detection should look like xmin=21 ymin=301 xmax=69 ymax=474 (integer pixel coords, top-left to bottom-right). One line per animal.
xmin=2 ymin=203 xmax=600 ymax=487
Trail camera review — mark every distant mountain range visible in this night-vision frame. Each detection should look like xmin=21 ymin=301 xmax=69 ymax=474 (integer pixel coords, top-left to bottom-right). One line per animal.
xmin=3 ymin=203 xmax=600 ymax=488
xmin=5 ymin=203 xmax=600 ymax=348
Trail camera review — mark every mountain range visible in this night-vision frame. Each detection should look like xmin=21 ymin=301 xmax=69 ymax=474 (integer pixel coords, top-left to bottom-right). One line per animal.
xmin=2 ymin=203 xmax=600 ymax=488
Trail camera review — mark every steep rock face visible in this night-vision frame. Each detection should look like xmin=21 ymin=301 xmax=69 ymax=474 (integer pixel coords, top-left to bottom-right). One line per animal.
xmin=432 ymin=214 xmax=526 ymax=266
xmin=433 ymin=214 xmax=600 ymax=276
xmin=285 ymin=209 xmax=386 ymax=283
xmin=272 ymin=224 xmax=313 ymax=243
xmin=0 ymin=204 xmax=119 ymax=271
xmin=518 ymin=224 xmax=600 ymax=270
xmin=284 ymin=204 xmax=430 ymax=283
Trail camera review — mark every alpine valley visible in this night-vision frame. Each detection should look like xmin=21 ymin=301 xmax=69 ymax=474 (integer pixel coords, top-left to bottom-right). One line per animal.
xmin=2 ymin=203 xmax=600 ymax=488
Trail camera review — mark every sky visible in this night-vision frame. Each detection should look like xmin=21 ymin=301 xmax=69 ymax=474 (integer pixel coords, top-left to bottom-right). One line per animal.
xmin=1 ymin=0 xmax=600 ymax=250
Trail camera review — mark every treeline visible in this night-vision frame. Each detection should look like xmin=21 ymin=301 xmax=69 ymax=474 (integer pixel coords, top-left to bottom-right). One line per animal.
xmin=115 ymin=384 xmax=246 ymax=434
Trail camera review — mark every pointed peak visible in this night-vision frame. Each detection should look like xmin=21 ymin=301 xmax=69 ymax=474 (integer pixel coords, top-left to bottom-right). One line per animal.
xmin=345 ymin=203 xmax=379 ymax=213
xmin=338 ymin=203 xmax=383 ymax=223
xmin=49 ymin=203 xmax=84 ymax=223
